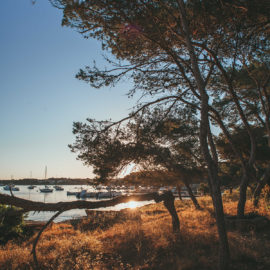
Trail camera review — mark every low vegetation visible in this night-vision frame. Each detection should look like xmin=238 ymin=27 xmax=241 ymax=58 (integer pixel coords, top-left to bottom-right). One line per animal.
xmin=0 ymin=205 xmax=28 ymax=245
xmin=0 ymin=192 xmax=270 ymax=270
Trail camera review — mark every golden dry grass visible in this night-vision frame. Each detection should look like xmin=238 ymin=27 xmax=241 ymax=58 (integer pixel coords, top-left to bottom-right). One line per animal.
xmin=0 ymin=195 xmax=270 ymax=270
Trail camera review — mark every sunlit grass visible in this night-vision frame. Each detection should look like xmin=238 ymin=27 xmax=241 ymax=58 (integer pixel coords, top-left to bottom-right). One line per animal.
xmin=0 ymin=196 xmax=270 ymax=269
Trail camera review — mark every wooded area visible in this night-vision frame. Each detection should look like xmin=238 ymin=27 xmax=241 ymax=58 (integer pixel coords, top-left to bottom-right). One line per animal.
xmin=1 ymin=1 xmax=269 ymax=269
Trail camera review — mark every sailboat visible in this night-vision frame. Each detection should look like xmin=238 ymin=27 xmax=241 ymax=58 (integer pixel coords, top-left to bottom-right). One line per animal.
xmin=39 ymin=166 xmax=53 ymax=192
xmin=40 ymin=185 xmax=53 ymax=193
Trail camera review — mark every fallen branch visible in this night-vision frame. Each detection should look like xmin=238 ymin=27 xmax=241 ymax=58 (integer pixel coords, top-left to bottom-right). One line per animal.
xmin=0 ymin=191 xmax=179 ymax=231
xmin=1 ymin=191 xmax=180 ymax=268
xmin=1 ymin=192 xmax=161 ymax=211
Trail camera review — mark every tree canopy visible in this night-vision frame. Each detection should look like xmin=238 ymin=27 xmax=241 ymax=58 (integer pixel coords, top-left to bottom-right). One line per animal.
xmin=50 ymin=1 xmax=270 ymax=269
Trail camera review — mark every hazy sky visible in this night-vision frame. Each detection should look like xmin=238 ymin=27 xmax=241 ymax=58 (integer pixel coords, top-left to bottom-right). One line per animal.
xmin=0 ymin=0 xmax=136 ymax=179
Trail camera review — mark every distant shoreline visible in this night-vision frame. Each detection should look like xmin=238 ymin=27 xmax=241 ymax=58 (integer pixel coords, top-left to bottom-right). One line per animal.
xmin=0 ymin=178 xmax=93 ymax=186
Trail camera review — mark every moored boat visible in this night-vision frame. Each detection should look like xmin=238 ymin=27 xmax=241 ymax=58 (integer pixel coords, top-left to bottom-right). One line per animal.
xmin=76 ymin=190 xmax=97 ymax=199
xmin=40 ymin=185 xmax=53 ymax=193
xmin=3 ymin=185 xmax=20 ymax=191
xmin=67 ymin=191 xmax=79 ymax=196
xmin=54 ymin=185 xmax=64 ymax=191
xmin=97 ymin=191 xmax=112 ymax=199
xmin=111 ymin=191 xmax=122 ymax=197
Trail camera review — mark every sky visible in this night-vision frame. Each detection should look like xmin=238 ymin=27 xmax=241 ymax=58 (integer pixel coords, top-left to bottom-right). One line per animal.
xmin=0 ymin=0 xmax=137 ymax=180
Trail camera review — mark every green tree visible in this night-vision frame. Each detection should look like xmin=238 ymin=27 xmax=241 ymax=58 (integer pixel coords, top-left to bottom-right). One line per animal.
xmin=70 ymin=106 xmax=204 ymax=208
xmin=51 ymin=1 xmax=269 ymax=268
xmin=212 ymin=57 xmax=270 ymax=207
xmin=70 ymin=120 xmax=130 ymax=182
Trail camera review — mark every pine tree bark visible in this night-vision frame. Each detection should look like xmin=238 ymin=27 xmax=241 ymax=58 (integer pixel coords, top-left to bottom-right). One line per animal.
xmin=182 ymin=179 xmax=201 ymax=209
xmin=177 ymin=1 xmax=230 ymax=269
xmin=237 ymin=173 xmax=249 ymax=218
xmin=253 ymin=164 xmax=270 ymax=206
xmin=177 ymin=184 xmax=183 ymax=200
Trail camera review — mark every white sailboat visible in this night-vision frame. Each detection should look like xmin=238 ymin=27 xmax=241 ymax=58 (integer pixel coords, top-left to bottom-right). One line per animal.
xmin=40 ymin=185 xmax=53 ymax=193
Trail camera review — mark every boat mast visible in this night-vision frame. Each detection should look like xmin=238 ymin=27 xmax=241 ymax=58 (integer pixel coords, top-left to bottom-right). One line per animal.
xmin=45 ymin=166 xmax=47 ymax=180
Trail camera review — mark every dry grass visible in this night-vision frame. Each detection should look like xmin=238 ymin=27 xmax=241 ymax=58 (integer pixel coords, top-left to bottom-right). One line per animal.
xmin=0 ymin=196 xmax=270 ymax=270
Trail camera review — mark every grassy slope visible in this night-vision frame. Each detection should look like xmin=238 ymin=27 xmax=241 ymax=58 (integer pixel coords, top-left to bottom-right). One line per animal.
xmin=0 ymin=193 xmax=270 ymax=270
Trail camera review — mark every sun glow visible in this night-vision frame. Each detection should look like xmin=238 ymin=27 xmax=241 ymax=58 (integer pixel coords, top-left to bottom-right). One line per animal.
xmin=126 ymin=200 xmax=139 ymax=209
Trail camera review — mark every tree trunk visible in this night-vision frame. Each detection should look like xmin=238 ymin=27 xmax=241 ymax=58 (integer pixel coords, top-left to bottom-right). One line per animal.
xmin=177 ymin=1 xmax=230 ymax=268
xmin=177 ymin=184 xmax=183 ymax=200
xmin=253 ymin=164 xmax=270 ymax=206
xmin=237 ymin=165 xmax=255 ymax=218
xmin=183 ymin=180 xmax=201 ymax=209
xmin=210 ymin=176 xmax=230 ymax=270
xmin=162 ymin=191 xmax=180 ymax=233
xmin=237 ymin=173 xmax=249 ymax=218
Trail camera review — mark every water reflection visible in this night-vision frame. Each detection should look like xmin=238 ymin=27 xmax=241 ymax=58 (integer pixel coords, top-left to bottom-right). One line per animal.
xmin=0 ymin=185 xmax=154 ymax=222
xmin=126 ymin=201 xmax=138 ymax=209
xmin=107 ymin=200 xmax=153 ymax=211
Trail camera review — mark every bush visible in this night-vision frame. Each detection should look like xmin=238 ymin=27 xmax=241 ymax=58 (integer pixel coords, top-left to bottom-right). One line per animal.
xmin=0 ymin=204 xmax=27 ymax=244
xmin=262 ymin=185 xmax=270 ymax=209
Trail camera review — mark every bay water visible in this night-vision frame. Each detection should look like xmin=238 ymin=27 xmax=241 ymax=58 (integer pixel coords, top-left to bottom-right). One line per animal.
xmin=0 ymin=185 xmax=154 ymax=222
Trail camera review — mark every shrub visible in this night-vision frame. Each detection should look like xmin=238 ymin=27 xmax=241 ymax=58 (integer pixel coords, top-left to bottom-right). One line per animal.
xmin=0 ymin=204 xmax=26 ymax=244
xmin=262 ymin=184 xmax=270 ymax=209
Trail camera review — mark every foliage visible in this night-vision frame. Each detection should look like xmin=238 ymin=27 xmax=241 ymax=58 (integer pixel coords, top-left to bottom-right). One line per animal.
xmin=262 ymin=185 xmax=270 ymax=209
xmin=69 ymin=120 xmax=130 ymax=181
xmin=122 ymin=170 xmax=183 ymax=186
xmin=0 ymin=204 xmax=26 ymax=245
xmin=50 ymin=0 xmax=270 ymax=265
xmin=59 ymin=0 xmax=270 ymax=192
xmin=69 ymin=106 xmax=207 ymax=186
xmin=216 ymin=127 xmax=270 ymax=165
xmin=198 ymin=183 xmax=210 ymax=195
xmin=216 ymin=126 xmax=270 ymax=189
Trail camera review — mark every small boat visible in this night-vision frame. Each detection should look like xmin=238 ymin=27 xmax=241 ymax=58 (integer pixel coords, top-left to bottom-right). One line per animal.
xmin=76 ymin=189 xmax=87 ymax=198
xmin=85 ymin=192 xmax=98 ymax=198
xmin=40 ymin=186 xmax=53 ymax=193
xmin=54 ymin=185 xmax=64 ymax=191
xmin=67 ymin=191 xmax=79 ymax=196
xmin=3 ymin=185 xmax=20 ymax=191
xmin=97 ymin=191 xmax=112 ymax=199
xmin=96 ymin=185 xmax=102 ymax=190
xmin=111 ymin=191 xmax=122 ymax=197
xmin=3 ymin=185 xmax=10 ymax=190
xmin=28 ymin=185 xmax=36 ymax=189
xmin=82 ymin=191 xmax=98 ymax=198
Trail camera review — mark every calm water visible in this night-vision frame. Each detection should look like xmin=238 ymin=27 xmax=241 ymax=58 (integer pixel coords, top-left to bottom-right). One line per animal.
xmin=0 ymin=185 xmax=154 ymax=222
